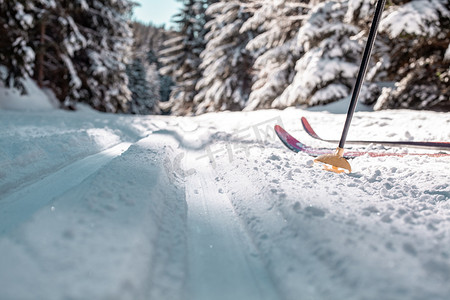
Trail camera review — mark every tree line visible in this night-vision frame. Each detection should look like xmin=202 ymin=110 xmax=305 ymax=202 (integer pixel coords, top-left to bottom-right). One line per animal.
xmin=1 ymin=0 xmax=449 ymax=115
xmin=161 ymin=0 xmax=449 ymax=115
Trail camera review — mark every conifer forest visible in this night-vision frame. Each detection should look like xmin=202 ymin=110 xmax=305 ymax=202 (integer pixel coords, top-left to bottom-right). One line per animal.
xmin=1 ymin=0 xmax=449 ymax=115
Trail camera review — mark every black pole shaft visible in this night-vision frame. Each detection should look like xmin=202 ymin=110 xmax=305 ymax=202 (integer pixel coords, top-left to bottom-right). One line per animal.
xmin=339 ymin=0 xmax=386 ymax=149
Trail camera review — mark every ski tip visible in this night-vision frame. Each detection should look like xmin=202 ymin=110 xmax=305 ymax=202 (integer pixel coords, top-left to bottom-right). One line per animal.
xmin=274 ymin=124 xmax=301 ymax=153
xmin=301 ymin=117 xmax=320 ymax=140
xmin=274 ymin=124 xmax=290 ymax=137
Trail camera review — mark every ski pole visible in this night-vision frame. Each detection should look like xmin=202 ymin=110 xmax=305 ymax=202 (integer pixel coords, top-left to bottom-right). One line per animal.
xmin=339 ymin=0 xmax=387 ymax=149
xmin=315 ymin=0 xmax=386 ymax=173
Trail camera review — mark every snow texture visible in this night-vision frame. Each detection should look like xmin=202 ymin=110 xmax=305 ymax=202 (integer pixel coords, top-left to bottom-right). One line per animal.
xmin=0 ymin=74 xmax=56 ymax=111
xmin=1 ymin=87 xmax=450 ymax=300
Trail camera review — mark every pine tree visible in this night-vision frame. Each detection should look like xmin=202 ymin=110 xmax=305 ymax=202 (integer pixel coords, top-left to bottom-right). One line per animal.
xmin=194 ymin=0 xmax=254 ymax=114
xmin=30 ymin=0 xmax=88 ymax=109
xmin=272 ymin=0 xmax=364 ymax=108
xmin=0 ymin=0 xmax=135 ymax=112
xmin=145 ymin=62 xmax=162 ymax=114
xmin=146 ymin=49 xmax=175 ymax=103
xmin=374 ymin=0 xmax=450 ymax=110
xmin=126 ymin=58 xmax=161 ymax=114
xmin=70 ymin=0 xmax=134 ymax=112
xmin=130 ymin=22 xmax=177 ymax=111
xmin=159 ymin=0 xmax=207 ymax=115
xmin=0 ymin=0 xmax=37 ymax=92
xmin=127 ymin=23 xmax=161 ymax=115
xmin=145 ymin=35 xmax=176 ymax=104
xmin=242 ymin=0 xmax=309 ymax=110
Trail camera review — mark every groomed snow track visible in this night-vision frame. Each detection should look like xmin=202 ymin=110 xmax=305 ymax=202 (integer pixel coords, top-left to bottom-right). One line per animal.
xmin=184 ymin=150 xmax=280 ymax=300
xmin=0 ymin=142 xmax=132 ymax=236
xmin=1 ymin=108 xmax=450 ymax=300
xmin=0 ymin=131 xmax=282 ymax=300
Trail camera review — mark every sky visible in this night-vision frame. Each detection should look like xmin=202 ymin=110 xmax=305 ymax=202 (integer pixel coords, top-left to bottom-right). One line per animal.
xmin=133 ymin=0 xmax=182 ymax=27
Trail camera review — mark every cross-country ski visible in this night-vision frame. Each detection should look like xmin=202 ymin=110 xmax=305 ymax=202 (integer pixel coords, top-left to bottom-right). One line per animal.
xmin=275 ymin=124 xmax=450 ymax=158
xmin=301 ymin=117 xmax=450 ymax=150
xmin=274 ymin=125 xmax=450 ymax=159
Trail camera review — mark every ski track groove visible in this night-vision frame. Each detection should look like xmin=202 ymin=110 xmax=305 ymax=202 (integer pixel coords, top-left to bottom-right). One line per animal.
xmin=0 ymin=135 xmax=188 ymax=300
xmin=0 ymin=142 xmax=132 ymax=237
xmin=184 ymin=150 xmax=281 ymax=300
xmin=0 ymin=140 xmax=129 ymax=197
xmin=213 ymin=147 xmax=450 ymax=300
xmin=214 ymin=162 xmax=329 ymax=300
xmin=216 ymin=158 xmax=392 ymax=300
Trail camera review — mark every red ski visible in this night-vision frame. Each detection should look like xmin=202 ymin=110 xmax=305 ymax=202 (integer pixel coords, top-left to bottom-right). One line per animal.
xmin=301 ymin=117 xmax=450 ymax=151
xmin=274 ymin=125 xmax=450 ymax=158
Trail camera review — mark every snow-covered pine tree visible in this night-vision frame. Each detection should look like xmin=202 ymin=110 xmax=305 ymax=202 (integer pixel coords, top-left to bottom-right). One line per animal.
xmin=130 ymin=22 xmax=178 ymax=111
xmin=126 ymin=57 xmax=161 ymax=114
xmin=194 ymin=0 xmax=254 ymax=114
xmin=29 ymin=0 xmax=90 ymax=109
xmin=242 ymin=0 xmax=309 ymax=110
xmin=1 ymin=0 xmax=135 ymax=112
xmin=146 ymin=48 xmax=175 ymax=103
xmin=145 ymin=62 xmax=162 ymax=114
xmin=127 ymin=22 xmax=164 ymax=115
xmin=142 ymin=29 xmax=177 ymax=103
xmin=68 ymin=0 xmax=134 ymax=112
xmin=0 ymin=0 xmax=89 ymax=105
xmin=272 ymin=0 xmax=364 ymax=108
xmin=342 ymin=0 xmax=388 ymax=105
xmin=159 ymin=0 xmax=207 ymax=115
xmin=0 ymin=0 xmax=37 ymax=92
xmin=374 ymin=0 xmax=450 ymax=111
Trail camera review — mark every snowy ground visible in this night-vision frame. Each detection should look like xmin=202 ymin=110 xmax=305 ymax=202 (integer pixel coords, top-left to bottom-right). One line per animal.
xmin=0 ymin=93 xmax=450 ymax=300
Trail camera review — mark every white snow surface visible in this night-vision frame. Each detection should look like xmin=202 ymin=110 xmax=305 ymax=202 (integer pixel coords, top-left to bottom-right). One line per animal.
xmin=1 ymin=92 xmax=450 ymax=300
xmin=0 ymin=75 xmax=57 ymax=111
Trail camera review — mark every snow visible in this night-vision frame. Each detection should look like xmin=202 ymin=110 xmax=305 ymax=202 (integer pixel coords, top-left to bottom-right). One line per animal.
xmin=345 ymin=0 xmax=372 ymax=23
xmin=1 ymin=89 xmax=450 ymax=300
xmin=14 ymin=2 xmax=33 ymax=28
xmin=380 ymin=0 xmax=449 ymax=38
xmin=445 ymin=44 xmax=450 ymax=62
xmin=61 ymin=54 xmax=82 ymax=89
xmin=0 ymin=75 xmax=57 ymax=111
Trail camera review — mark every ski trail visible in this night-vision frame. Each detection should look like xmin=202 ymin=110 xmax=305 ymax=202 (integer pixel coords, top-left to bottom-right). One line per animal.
xmin=184 ymin=151 xmax=280 ymax=300
xmin=0 ymin=142 xmax=131 ymax=236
